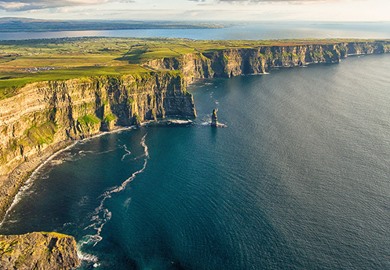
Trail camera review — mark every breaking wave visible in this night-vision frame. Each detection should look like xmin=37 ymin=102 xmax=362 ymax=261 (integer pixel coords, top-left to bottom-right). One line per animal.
xmin=0 ymin=142 xmax=77 ymax=227
xmin=80 ymin=134 xmax=149 ymax=250
xmin=121 ymin=144 xmax=132 ymax=161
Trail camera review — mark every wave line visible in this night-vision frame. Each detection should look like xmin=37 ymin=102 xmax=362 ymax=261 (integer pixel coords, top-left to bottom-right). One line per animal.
xmin=80 ymin=134 xmax=149 ymax=248
xmin=121 ymin=144 xmax=132 ymax=161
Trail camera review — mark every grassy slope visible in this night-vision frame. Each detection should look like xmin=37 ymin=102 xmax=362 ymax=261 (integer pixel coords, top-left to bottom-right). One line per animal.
xmin=0 ymin=37 xmax=386 ymax=99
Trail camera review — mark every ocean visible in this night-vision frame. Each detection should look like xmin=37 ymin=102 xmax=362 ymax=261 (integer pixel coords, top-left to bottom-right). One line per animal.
xmin=0 ymin=22 xmax=390 ymax=41
xmin=0 ymin=54 xmax=389 ymax=269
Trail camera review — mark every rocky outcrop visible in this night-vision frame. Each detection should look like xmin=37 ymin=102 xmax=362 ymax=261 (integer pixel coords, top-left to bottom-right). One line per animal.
xmin=146 ymin=41 xmax=390 ymax=82
xmin=0 ymin=232 xmax=80 ymax=269
xmin=211 ymin=109 xmax=218 ymax=127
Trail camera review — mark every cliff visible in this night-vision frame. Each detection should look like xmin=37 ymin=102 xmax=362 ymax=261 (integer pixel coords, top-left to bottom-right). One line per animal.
xmin=0 ymin=72 xmax=195 ymax=217
xmin=0 ymin=232 xmax=80 ymax=269
xmin=146 ymin=41 xmax=390 ymax=84
xmin=0 ymin=39 xmax=388 ymax=268
xmin=1 ymin=40 xmax=389 ymax=219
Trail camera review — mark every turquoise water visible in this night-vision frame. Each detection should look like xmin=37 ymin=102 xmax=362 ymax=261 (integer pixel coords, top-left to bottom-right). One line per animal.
xmin=1 ymin=54 xmax=390 ymax=269
xmin=1 ymin=22 xmax=390 ymax=40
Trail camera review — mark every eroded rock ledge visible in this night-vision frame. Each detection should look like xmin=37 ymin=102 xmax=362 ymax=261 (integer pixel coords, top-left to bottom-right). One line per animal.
xmin=0 ymin=232 xmax=80 ymax=269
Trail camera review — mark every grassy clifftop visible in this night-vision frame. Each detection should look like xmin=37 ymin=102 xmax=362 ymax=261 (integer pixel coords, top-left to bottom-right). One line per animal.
xmin=1 ymin=37 xmax=389 ymax=99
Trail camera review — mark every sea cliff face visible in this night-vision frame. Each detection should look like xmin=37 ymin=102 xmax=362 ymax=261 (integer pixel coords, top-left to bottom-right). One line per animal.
xmin=146 ymin=42 xmax=390 ymax=83
xmin=1 ymin=41 xmax=389 ymax=217
xmin=0 ymin=72 xmax=195 ymax=173
xmin=0 ymin=232 xmax=80 ymax=269
xmin=0 ymin=41 xmax=389 ymax=218
xmin=0 ymin=40 xmax=388 ymax=268
xmin=0 ymin=72 xmax=195 ymax=216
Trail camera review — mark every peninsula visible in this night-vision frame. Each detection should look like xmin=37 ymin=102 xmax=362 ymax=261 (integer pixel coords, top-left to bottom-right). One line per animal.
xmin=0 ymin=37 xmax=389 ymax=268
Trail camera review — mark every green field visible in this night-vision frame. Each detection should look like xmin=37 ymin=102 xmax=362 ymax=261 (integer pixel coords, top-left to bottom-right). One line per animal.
xmin=0 ymin=37 xmax=384 ymax=100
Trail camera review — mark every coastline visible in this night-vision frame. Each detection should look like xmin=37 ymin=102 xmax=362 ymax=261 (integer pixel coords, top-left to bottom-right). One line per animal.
xmin=0 ymin=50 xmax=388 ymax=269
xmin=0 ymin=40 xmax=389 ymax=228
xmin=0 ymin=125 xmax=137 ymax=224
xmin=0 ymin=140 xmax=72 ymax=223
xmin=0 ymin=115 xmax=195 ymax=227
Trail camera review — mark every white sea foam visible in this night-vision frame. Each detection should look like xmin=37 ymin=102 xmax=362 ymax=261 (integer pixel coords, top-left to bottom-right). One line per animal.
xmin=167 ymin=119 xmax=193 ymax=125
xmin=121 ymin=144 xmax=132 ymax=161
xmin=50 ymin=159 xmax=64 ymax=166
xmin=3 ymin=126 xmax=136 ymax=212
xmin=77 ymin=150 xmax=95 ymax=158
xmin=0 ymin=141 xmax=77 ymax=227
xmin=80 ymin=134 xmax=149 ymax=249
xmin=77 ymin=248 xmax=99 ymax=264
xmin=94 ymin=148 xmax=117 ymax=155
xmin=78 ymin=126 xmax=136 ymax=145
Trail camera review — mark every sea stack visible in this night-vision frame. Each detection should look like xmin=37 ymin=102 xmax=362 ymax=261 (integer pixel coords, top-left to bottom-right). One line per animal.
xmin=211 ymin=109 xmax=218 ymax=127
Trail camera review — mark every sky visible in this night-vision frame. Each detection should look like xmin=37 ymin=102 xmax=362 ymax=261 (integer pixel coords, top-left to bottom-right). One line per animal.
xmin=0 ymin=0 xmax=389 ymax=22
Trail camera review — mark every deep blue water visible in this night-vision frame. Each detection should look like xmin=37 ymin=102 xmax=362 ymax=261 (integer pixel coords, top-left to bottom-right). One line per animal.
xmin=1 ymin=54 xmax=390 ymax=269
xmin=0 ymin=22 xmax=390 ymax=40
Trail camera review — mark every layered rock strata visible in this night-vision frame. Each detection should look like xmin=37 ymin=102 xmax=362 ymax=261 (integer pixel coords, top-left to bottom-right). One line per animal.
xmin=0 ymin=72 xmax=195 ymax=217
xmin=146 ymin=41 xmax=390 ymax=84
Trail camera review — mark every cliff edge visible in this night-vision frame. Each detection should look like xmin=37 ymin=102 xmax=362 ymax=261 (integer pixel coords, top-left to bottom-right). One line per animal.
xmin=0 ymin=72 xmax=196 ymax=219
xmin=146 ymin=41 xmax=390 ymax=84
xmin=1 ymin=41 xmax=389 ymax=221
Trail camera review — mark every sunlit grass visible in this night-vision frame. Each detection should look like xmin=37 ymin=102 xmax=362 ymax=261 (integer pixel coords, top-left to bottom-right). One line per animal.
xmin=0 ymin=37 xmax=387 ymax=100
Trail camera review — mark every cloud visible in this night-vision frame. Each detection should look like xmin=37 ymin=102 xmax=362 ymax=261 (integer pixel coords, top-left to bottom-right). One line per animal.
xmin=0 ymin=0 xmax=133 ymax=11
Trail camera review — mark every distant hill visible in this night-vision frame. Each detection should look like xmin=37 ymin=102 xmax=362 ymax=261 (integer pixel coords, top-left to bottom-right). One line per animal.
xmin=0 ymin=17 xmax=222 ymax=32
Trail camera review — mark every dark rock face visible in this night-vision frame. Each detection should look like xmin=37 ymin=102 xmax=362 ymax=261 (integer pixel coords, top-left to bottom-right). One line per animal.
xmin=211 ymin=109 xmax=218 ymax=127
xmin=0 ymin=232 xmax=80 ymax=270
